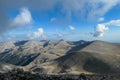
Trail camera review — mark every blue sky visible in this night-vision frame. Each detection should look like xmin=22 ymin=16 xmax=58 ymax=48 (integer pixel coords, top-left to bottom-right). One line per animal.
xmin=0 ymin=0 xmax=120 ymax=42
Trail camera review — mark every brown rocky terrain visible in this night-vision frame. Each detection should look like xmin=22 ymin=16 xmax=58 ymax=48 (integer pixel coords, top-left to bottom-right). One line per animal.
xmin=0 ymin=40 xmax=120 ymax=79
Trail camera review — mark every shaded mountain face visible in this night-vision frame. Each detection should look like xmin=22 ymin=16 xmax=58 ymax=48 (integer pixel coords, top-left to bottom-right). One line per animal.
xmin=52 ymin=41 xmax=120 ymax=74
xmin=0 ymin=40 xmax=120 ymax=74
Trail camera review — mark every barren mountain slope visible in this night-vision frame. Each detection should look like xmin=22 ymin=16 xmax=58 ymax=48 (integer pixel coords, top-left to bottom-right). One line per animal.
xmin=0 ymin=40 xmax=120 ymax=74
xmin=30 ymin=41 xmax=120 ymax=74
xmin=25 ymin=40 xmax=75 ymax=71
xmin=55 ymin=40 xmax=120 ymax=74
xmin=0 ymin=41 xmax=15 ymax=52
xmin=0 ymin=41 xmax=41 ymax=66
xmin=0 ymin=40 xmax=74 ymax=67
xmin=0 ymin=62 xmax=18 ymax=73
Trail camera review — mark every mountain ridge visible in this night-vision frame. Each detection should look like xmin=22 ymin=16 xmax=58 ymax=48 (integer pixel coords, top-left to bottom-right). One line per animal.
xmin=0 ymin=40 xmax=120 ymax=74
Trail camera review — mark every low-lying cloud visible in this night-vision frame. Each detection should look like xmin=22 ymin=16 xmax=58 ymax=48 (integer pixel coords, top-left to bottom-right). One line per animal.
xmin=28 ymin=28 xmax=46 ymax=40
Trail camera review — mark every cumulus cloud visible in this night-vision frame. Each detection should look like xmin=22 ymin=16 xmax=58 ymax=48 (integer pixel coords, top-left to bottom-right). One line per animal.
xmin=0 ymin=0 xmax=120 ymax=40
xmin=0 ymin=6 xmax=33 ymax=36
xmin=94 ymin=19 xmax=120 ymax=37
xmin=93 ymin=24 xmax=109 ymax=37
xmin=69 ymin=25 xmax=75 ymax=30
xmin=28 ymin=28 xmax=46 ymax=40
xmin=55 ymin=25 xmax=75 ymax=40
xmin=0 ymin=0 xmax=120 ymax=30
xmin=11 ymin=7 xmax=32 ymax=27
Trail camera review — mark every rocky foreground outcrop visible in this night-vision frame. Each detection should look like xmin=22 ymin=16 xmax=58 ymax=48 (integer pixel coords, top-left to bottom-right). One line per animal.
xmin=0 ymin=69 xmax=120 ymax=80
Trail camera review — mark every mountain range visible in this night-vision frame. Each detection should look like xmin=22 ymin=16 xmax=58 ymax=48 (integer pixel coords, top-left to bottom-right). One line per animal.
xmin=0 ymin=40 xmax=120 ymax=74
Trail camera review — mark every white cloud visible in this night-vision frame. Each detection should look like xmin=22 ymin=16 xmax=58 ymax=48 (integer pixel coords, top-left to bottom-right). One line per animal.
xmin=61 ymin=0 xmax=120 ymax=20
xmin=0 ymin=0 xmax=120 ymax=36
xmin=98 ymin=17 xmax=104 ymax=22
xmin=55 ymin=29 xmax=64 ymax=39
xmin=93 ymin=19 xmax=120 ymax=37
xmin=88 ymin=0 xmax=120 ymax=19
xmin=12 ymin=7 xmax=32 ymax=26
xmin=93 ymin=24 xmax=109 ymax=37
xmin=105 ymin=19 xmax=120 ymax=26
xmin=69 ymin=25 xmax=75 ymax=30
xmin=28 ymin=28 xmax=46 ymax=39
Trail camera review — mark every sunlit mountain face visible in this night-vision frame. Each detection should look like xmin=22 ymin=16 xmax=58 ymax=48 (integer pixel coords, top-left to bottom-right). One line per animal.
xmin=0 ymin=0 xmax=120 ymax=42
